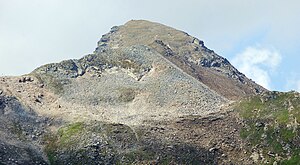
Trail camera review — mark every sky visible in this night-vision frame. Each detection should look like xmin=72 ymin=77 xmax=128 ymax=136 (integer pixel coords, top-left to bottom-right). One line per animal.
xmin=0 ymin=0 xmax=300 ymax=92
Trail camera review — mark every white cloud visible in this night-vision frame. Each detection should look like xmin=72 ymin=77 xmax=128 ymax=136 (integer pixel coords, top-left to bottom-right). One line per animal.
xmin=232 ymin=47 xmax=282 ymax=89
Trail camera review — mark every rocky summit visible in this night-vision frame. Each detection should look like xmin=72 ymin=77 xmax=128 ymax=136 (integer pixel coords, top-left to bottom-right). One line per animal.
xmin=0 ymin=20 xmax=298 ymax=164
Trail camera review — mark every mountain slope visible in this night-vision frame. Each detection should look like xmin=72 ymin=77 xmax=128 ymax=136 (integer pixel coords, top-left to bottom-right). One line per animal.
xmin=0 ymin=20 xmax=282 ymax=164
xmin=94 ymin=20 xmax=267 ymax=99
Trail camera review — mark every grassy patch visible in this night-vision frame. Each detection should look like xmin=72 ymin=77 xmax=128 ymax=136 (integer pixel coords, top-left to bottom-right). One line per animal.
xmin=280 ymin=155 xmax=300 ymax=165
xmin=236 ymin=91 xmax=300 ymax=163
xmin=42 ymin=120 xmax=219 ymax=164
xmin=58 ymin=122 xmax=84 ymax=145
xmin=43 ymin=134 xmax=59 ymax=165
xmin=43 ymin=122 xmax=85 ymax=164
xmin=43 ymin=122 xmax=139 ymax=164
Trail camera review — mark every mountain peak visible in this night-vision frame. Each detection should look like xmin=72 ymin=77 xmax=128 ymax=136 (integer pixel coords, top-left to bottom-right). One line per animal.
xmin=95 ymin=19 xmax=196 ymax=51
xmin=124 ymin=19 xmax=160 ymax=26
xmin=0 ymin=20 xmax=280 ymax=164
xmin=110 ymin=20 xmax=266 ymax=98
xmin=35 ymin=20 xmax=265 ymax=100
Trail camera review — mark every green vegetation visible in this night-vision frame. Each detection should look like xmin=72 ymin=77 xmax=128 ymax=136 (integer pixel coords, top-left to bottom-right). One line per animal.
xmin=236 ymin=91 xmax=300 ymax=164
xmin=43 ymin=122 xmax=85 ymax=164
xmin=58 ymin=122 xmax=84 ymax=145
xmin=43 ymin=134 xmax=58 ymax=165
xmin=281 ymin=155 xmax=300 ymax=165
xmin=43 ymin=122 xmax=140 ymax=164
xmin=43 ymin=120 xmax=215 ymax=164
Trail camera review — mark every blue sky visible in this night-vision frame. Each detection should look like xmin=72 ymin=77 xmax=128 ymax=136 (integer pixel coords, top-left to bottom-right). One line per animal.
xmin=0 ymin=0 xmax=299 ymax=91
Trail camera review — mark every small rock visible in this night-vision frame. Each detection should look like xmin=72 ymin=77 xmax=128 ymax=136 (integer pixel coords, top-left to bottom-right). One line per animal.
xmin=110 ymin=26 xmax=119 ymax=33
xmin=35 ymin=98 xmax=42 ymax=103
xmin=255 ymin=122 xmax=264 ymax=127
xmin=18 ymin=77 xmax=25 ymax=83
xmin=25 ymin=77 xmax=33 ymax=82
xmin=167 ymin=145 xmax=174 ymax=150
xmin=19 ymin=77 xmax=34 ymax=83
xmin=250 ymin=152 xmax=260 ymax=162
xmin=209 ymin=147 xmax=218 ymax=152
xmin=267 ymin=151 xmax=275 ymax=157
xmin=38 ymin=93 xmax=44 ymax=98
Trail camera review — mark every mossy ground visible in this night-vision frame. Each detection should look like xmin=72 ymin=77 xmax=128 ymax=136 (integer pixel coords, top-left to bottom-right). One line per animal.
xmin=43 ymin=122 xmax=86 ymax=164
xmin=43 ymin=121 xmax=216 ymax=165
xmin=43 ymin=122 xmax=139 ymax=164
xmin=236 ymin=91 xmax=300 ymax=164
xmin=57 ymin=122 xmax=84 ymax=145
